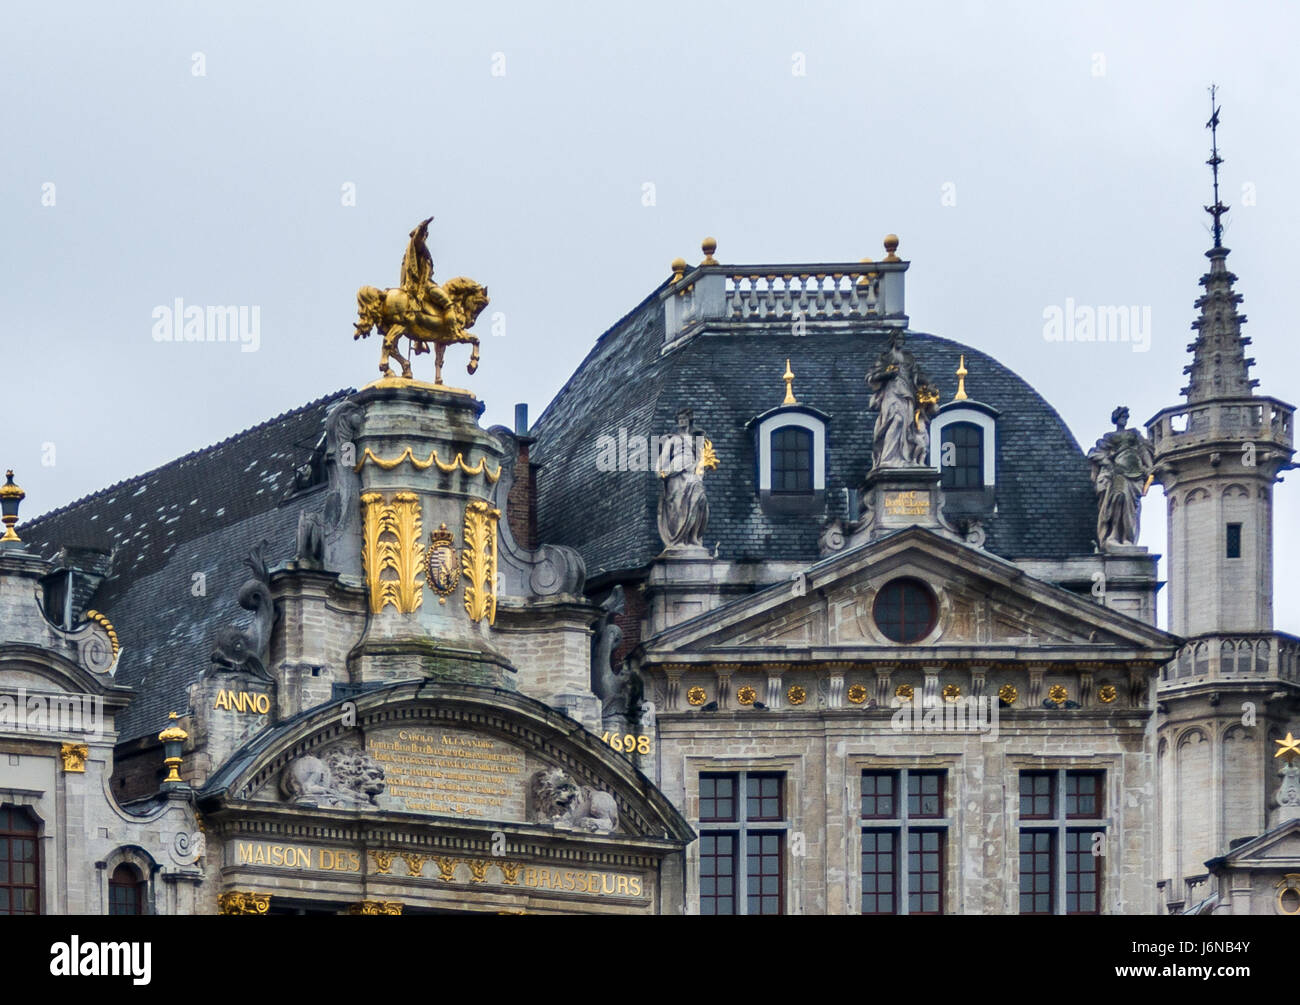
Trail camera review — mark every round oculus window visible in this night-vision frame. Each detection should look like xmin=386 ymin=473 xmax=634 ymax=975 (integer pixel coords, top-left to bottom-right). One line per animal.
xmin=873 ymin=578 xmax=937 ymax=644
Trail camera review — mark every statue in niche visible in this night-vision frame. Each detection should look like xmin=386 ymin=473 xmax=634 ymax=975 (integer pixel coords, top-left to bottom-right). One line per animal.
xmin=591 ymin=585 xmax=645 ymax=724
xmin=1088 ymin=406 xmax=1155 ymax=551
xmin=867 ymin=331 xmax=940 ymax=469
xmin=210 ymin=541 xmax=276 ymax=679
xmin=656 ymin=408 xmax=718 ymax=550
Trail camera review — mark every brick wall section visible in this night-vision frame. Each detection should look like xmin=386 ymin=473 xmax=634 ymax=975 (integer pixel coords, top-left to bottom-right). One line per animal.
xmin=613 ymin=581 xmax=647 ymax=668
xmin=506 ymin=438 xmax=536 ymax=551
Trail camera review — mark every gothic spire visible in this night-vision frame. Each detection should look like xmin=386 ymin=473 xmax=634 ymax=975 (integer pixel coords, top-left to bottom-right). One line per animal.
xmin=1182 ymin=87 xmax=1258 ymax=403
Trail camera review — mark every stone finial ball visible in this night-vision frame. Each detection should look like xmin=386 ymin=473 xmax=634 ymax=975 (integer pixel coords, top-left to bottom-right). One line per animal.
xmin=671 ymin=257 xmax=687 ymax=270
xmin=883 ymin=234 xmax=899 ymax=253
xmin=701 ymin=237 xmax=717 ymax=257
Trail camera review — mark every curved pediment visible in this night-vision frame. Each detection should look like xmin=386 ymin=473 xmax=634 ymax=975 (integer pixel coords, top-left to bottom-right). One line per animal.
xmin=200 ymin=680 xmax=692 ymax=843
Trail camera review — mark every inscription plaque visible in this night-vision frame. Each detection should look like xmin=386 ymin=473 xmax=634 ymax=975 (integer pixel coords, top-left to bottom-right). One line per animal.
xmin=366 ymin=728 xmax=527 ymax=820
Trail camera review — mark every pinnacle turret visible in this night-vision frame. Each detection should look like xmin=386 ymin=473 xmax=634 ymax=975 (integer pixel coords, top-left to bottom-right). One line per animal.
xmin=1181 ymin=88 xmax=1258 ymax=403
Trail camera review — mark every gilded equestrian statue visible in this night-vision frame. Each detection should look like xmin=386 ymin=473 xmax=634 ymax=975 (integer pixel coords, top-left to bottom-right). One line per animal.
xmin=353 ymin=217 xmax=490 ymax=384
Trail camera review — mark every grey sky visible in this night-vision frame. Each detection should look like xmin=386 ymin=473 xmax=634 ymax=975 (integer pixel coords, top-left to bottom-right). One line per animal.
xmin=3 ymin=0 xmax=1297 ymax=628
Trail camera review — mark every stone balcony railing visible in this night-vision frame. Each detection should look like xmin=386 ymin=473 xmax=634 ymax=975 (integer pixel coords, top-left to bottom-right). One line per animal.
xmin=1147 ymin=396 xmax=1294 ymax=456
xmin=662 ymin=260 xmax=908 ymax=345
xmin=1159 ymin=631 xmax=1300 ymax=689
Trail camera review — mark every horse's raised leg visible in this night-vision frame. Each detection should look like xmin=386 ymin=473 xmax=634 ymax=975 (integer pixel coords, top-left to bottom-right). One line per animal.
xmin=378 ymin=329 xmax=393 ymax=376
xmin=467 ymin=337 xmax=480 ymax=375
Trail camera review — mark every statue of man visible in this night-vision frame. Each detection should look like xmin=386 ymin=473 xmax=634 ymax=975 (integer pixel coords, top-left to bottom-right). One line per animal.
xmin=398 ymin=217 xmax=451 ymax=320
xmin=1088 ymin=405 xmax=1155 ymax=551
xmin=867 ymin=332 xmax=936 ymax=469
xmin=656 ymin=409 xmax=715 ymax=549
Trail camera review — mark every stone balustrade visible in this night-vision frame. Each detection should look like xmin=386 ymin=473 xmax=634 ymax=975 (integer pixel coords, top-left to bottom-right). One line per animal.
xmin=1160 ymin=631 xmax=1300 ymax=687
xmin=1147 ymin=396 xmax=1294 ymax=453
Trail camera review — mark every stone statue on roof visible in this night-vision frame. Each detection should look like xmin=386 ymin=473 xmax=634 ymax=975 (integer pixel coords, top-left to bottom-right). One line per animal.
xmin=1088 ymin=405 xmax=1155 ymax=551
xmin=656 ymin=408 xmax=718 ymax=551
xmin=867 ymin=331 xmax=940 ymax=469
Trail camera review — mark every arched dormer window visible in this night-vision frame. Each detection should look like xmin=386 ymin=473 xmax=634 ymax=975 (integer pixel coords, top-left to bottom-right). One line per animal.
xmin=929 ymin=397 xmax=999 ymax=514
xmin=746 ymin=361 xmax=829 ymax=514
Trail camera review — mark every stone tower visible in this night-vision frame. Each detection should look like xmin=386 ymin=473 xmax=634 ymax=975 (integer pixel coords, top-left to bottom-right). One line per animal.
xmin=1146 ymin=94 xmax=1299 ymax=911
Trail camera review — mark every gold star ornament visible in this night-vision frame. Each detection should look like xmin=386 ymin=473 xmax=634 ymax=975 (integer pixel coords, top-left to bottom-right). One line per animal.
xmin=1275 ymin=732 xmax=1300 ymax=762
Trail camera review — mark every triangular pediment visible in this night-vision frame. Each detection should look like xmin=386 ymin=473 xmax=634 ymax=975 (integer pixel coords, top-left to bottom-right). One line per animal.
xmin=1213 ymin=818 xmax=1300 ymax=871
xmin=643 ymin=527 xmax=1176 ymax=660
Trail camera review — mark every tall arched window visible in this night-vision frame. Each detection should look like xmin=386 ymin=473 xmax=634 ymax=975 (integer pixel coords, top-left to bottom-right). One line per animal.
xmin=940 ymin=422 xmax=983 ymax=490
xmin=109 ymin=863 xmax=146 ymax=915
xmin=0 ymin=805 xmax=40 ymax=915
xmin=771 ymin=426 xmax=814 ymax=494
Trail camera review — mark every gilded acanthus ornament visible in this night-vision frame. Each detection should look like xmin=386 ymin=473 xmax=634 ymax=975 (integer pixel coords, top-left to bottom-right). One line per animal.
xmin=360 ymin=492 xmax=425 ymax=614
xmin=462 ymin=500 xmax=500 ymax=624
xmin=353 ymin=217 xmax=490 ymax=384
xmin=1088 ymin=406 xmax=1155 ymax=552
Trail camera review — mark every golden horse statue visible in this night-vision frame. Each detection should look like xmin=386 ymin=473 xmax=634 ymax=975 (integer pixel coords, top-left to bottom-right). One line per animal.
xmin=353 ymin=218 xmax=490 ymax=384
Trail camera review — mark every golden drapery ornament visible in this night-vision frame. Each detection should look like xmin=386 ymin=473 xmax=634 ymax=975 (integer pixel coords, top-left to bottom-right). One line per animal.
xmin=360 ymin=491 xmax=425 ymax=614
xmin=353 ymin=217 xmax=490 ymax=385
xmin=60 ymin=742 xmax=88 ymax=773
xmin=462 ymin=500 xmax=500 ymax=625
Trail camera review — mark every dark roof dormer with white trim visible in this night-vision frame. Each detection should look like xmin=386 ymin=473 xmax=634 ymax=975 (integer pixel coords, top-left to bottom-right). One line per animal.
xmin=929 ymin=355 xmax=1000 ymax=518
xmin=746 ymin=360 xmax=830 ymax=515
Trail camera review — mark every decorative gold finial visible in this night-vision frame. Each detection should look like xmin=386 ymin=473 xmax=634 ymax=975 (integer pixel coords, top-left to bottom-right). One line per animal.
xmin=158 ymin=712 xmax=189 ymax=784
xmin=783 ymin=359 xmax=797 ymax=405
xmin=954 ymin=354 xmax=969 ymax=401
xmin=700 ymin=238 xmax=718 ymax=266
xmin=0 ymin=470 xmax=25 ymax=543
xmin=1276 ymin=732 xmax=1300 ymax=762
xmin=670 ymin=257 xmax=687 ymax=283
xmin=882 ymin=234 xmax=900 ymax=262
xmin=857 ymin=256 xmax=875 ymax=288
xmin=352 ymin=218 xmax=490 ymax=387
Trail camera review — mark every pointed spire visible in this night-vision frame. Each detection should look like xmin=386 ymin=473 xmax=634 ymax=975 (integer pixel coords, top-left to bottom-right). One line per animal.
xmin=782 ymin=359 xmax=797 ymax=405
xmin=953 ymin=355 xmax=969 ymax=401
xmin=1182 ymin=89 xmax=1258 ymax=403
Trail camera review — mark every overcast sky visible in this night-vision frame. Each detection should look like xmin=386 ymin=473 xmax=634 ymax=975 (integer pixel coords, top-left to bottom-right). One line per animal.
xmin=3 ymin=0 xmax=1298 ymax=629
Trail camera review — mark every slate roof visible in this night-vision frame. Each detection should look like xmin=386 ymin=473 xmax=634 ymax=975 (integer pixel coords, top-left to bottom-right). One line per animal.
xmin=530 ymin=283 xmax=1098 ymax=578
xmin=18 ymin=390 xmax=355 ymax=741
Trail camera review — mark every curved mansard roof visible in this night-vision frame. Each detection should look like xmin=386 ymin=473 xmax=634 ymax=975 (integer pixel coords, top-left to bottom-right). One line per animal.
xmin=530 ymin=279 xmax=1097 ymax=579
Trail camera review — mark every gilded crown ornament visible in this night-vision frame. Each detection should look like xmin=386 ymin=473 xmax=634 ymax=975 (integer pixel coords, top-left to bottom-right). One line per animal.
xmin=353 ymin=217 xmax=490 ymax=386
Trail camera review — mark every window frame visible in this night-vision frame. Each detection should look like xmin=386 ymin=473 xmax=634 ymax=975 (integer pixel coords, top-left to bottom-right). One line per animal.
xmin=872 ymin=578 xmax=938 ymax=644
xmin=108 ymin=863 xmax=146 ymax=916
xmin=860 ymin=768 xmax=950 ymax=916
xmin=769 ymin=425 xmax=814 ymax=495
xmin=0 ymin=804 xmax=42 ymax=916
xmin=697 ymin=771 xmax=789 ymax=916
xmin=1017 ymin=769 xmax=1107 ymax=916
xmin=939 ymin=420 xmax=984 ymax=491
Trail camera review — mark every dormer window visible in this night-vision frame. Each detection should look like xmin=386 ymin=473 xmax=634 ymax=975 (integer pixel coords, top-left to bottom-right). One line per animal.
xmin=940 ymin=421 xmax=983 ymax=491
xmin=771 ymin=426 xmax=814 ymax=494
xmin=747 ymin=360 xmax=829 ymax=514
xmin=928 ymin=358 xmax=998 ymax=515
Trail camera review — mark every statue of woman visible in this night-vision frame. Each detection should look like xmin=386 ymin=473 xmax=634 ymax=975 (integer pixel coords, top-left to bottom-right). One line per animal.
xmin=868 ymin=332 xmax=933 ymax=469
xmin=1088 ymin=406 xmax=1155 ymax=551
xmin=656 ymin=409 xmax=714 ymax=549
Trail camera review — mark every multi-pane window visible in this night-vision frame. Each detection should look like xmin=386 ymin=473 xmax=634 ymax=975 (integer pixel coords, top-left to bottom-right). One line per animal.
xmin=1227 ymin=522 xmax=1242 ymax=559
xmin=1018 ymin=770 xmax=1106 ymax=915
xmin=860 ymin=769 xmax=947 ymax=915
xmin=108 ymin=863 xmax=145 ymax=915
xmin=0 ymin=805 xmax=40 ymax=915
xmin=770 ymin=426 xmax=813 ymax=494
xmin=698 ymin=772 xmax=787 ymax=915
xmin=940 ymin=421 xmax=984 ymax=490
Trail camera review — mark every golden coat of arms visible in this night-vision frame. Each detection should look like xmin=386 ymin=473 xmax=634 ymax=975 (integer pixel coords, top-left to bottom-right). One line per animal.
xmin=425 ymin=524 xmax=460 ymax=603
